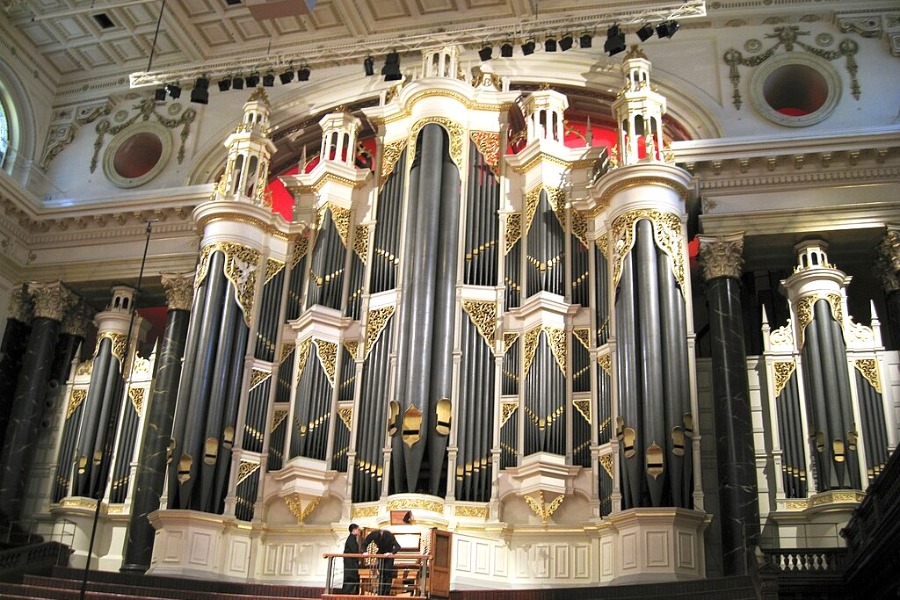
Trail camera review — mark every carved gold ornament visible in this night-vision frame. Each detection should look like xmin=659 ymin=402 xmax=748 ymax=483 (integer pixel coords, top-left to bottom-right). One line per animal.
xmin=409 ymin=117 xmax=465 ymax=173
xmin=250 ymin=368 xmax=271 ymax=390
xmin=503 ymin=332 xmax=519 ymax=354
xmin=611 ymin=209 xmax=685 ymax=294
xmin=773 ymin=361 xmax=797 ymax=398
xmin=380 ymin=139 xmax=407 ymax=187
xmin=129 ymin=387 xmax=145 ymax=414
xmin=364 ymin=306 xmax=395 ymax=359
xmin=265 ymin=258 xmax=285 ymax=284
xmin=387 ymin=498 xmax=444 ymax=513
xmin=352 ymin=506 xmax=379 ymax=518
xmin=295 ymin=338 xmax=313 ymax=386
xmin=454 ymin=505 xmax=488 ymax=518
xmin=271 ymin=409 xmax=289 ymax=432
xmin=524 ymin=491 xmax=565 ymax=524
xmin=343 ymin=340 xmax=360 ymax=362
xmin=522 ymin=326 xmax=542 ymax=379
xmin=854 ymin=359 xmax=882 ymax=394
xmin=597 ymin=353 xmax=612 ymax=375
xmin=571 ymin=211 xmax=589 ymax=248
xmin=795 ymin=293 xmax=842 ymax=349
xmin=95 ymin=332 xmax=128 ymax=362
xmin=354 ymin=225 xmax=370 ymax=263
xmin=462 ymin=300 xmax=497 ymax=349
xmin=66 ymin=389 xmax=88 ymax=420
xmin=196 ymin=242 xmax=262 ymax=327
xmin=338 ymin=407 xmax=353 ymax=430
xmin=599 ymin=454 xmax=614 ymax=478
xmin=291 ymin=235 xmax=310 ymax=268
xmin=314 ymin=339 xmax=338 ymax=385
xmin=501 ymin=401 xmax=518 ymax=427
xmin=573 ymin=398 xmax=591 ymax=423
xmin=524 ymin=185 xmax=565 ymax=234
xmin=237 ymin=461 xmax=260 ymax=484
xmin=573 ymin=328 xmax=591 ymax=351
xmin=595 ymin=234 xmax=609 ymax=258
xmin=285 ymin=493 xmax=321 ymax=524
xmin=470 ymin=130 xmax=500 ymax=177
xmin=504 ymin=213 xmax=522 ymax=255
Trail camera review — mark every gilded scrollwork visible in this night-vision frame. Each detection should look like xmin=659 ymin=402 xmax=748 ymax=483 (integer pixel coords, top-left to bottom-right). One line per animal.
xmin=795 ymin=293 xmax=843 ymax=349
xmin=325 ymin=203 xmax=352 ymax=248
xmin=295 ymin=338 xmax=313 ymax=386
xmin=854 ymin=358 xmax=882 ymax=394
xmin=524 ymin=491 xmax=565 ymax=524
xmin=773 ymin=361 xmax=797 ymax=398
xmin=462 ymin=300 xmax=497 ymax=349
xmin=271 ymin=409 xmax=289 ymax=432
xmin=573 ymin=327 xmax=591 ymax=351
xmin=314 ymin=338 xmax=338 ymax=385
xmin=573 ymin=398 xmax=591 ymax=423
xmin=343 ymin=340 xmax=360 ymax=362
xmin=387 ymin=498 xmax=444 ymax=513
xmin=95 ymin=332 xmax=127 ymax=362
xmin=237 ymin=460 xmax=260 ymax=484
xmin=454 ymin=505 xmax=488 ymax=518
xmin=66 ymin=389 xmax=87 ymax=420
xmin=501 ymin=401 xmax=518 ymax=426
xmin=595 ymin=234 xmax=609 ymax=258
xmin=408 ymin=117 xmax=465 ymax=173
xmin=365 ymin=305 xmax=396 ymax=359
xmin=380 ymin=139 xmax=407 ymax=187
xmin=285 ymin=494 xmax=321 ymax=524
xmin=504 ymin=213 xmax=522 ymax=255
xmin=503 ymin=332 xmax=519 ymax=354
xmin=196 ymin=241 xmax=262 ymax=327
xmin=545 ymin=326 xmax=567 ymax=375
xmin=611 ymin=209 xmax=685 ymax=294
xmin=338 ymin=406 xmax=353 ymax=430
xmin=570 ymin=211 xmax=588 ymax=249
xmin=470 ymin=130 xmax=500 ymax=177
xmin=597 ymin=353 xmax=612 ymax=375
xmin=522 ymin=326 xmax=542 ymax=379
xmin=129 ymin=387 xmax=145 ymax=414
xmin=265 ymin=258 xmax=285 ymax=284
xmin=599 ymin=454 xmax=614 ymax=478
xmin=250 ymin=368 xmax=271 ymax=390
xmin=354 ymin=225 xmax=370 ymax=262
xmin=291 ymin=235 xmax=310 ymax=268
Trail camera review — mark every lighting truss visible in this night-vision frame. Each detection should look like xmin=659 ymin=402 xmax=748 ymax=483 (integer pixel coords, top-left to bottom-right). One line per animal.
xmin=129 ymin=1 xmax=706 ymax=88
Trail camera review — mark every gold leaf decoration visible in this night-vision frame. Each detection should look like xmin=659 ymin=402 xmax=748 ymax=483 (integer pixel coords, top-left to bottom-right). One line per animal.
xmin=237 ymin=461 xmax=260 ymax=484
xmin=501 ymin=401 xmax=518 ymax=426
xmin=95 ymin=332 xmax=127 ymax=362
xmin=573 ymin=398 xmax=591 ymax=422
xmin=365 ymin=306 xmax=396 ymax=359
xmin=573 ymin=327 xmax=591 ymax=351
xmin=524 ymin=491 xmax=565 ymax=524
xmin=544 ymin=326 xmax=567 ymax=375
xmin=505 ymin=213 xmax=522 ymax=255
xmin=462 ymin=300 xmax=497 ymax=349
xmin=343 ymin=340 xmax=360 ymax=361
xmin=597 ymin=353 xmax=612 ymax=375
xmin=522 ymin=326 xmax=542 ymax=379
xmin=250 ymin=368 xmax=271 ymax=390
xmin=611 ymin=209 xmax=684 ymax=295
xmin=470 ymin=130 xmax=500 ymax=177
xmin=354 ymin=225 xmax=370 ymax=263
xmin=266 ymin=258 xmax=285 ymax=283
xmin=129 ymin=387 xmax=145 ymax=414
xmin=455 ymin=505 xmax=488 ymax=518
xmin=271 ymin=409 xmax=289 ymax=432
xmin=571 ymin=211 xmax=589 ymax=248
xmin=773 ymin=361 xmax=796 ymax=397
xmin=67 ymin=389 xmax=87 ymax=420
xmin=503 ymin=332 xmax=519 ymax=354
xmin=380 ymin=139 xmax=407 ymax=187
xmin=291 ymin=235 xmax=310 ymax=267
xmin=409 ymin=117 xmax=464 ymax=173
xmin=295 ymin=338 xmax=313 ymax=386
xmin=315 ymin=338 xmax=338 ymax=384
xmin=285 ymin=493 xmax=321 ymax=524
xmin=599 ymin=455 xmax=614 ymax=478
xmin=854 ymin=359 xmax=882 ymax=394
xmin=338 ymin=406 xmax=353 ymax=430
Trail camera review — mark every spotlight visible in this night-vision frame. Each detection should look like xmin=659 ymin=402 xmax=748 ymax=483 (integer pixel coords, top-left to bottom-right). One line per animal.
xmin=604 ymin=24 xmax=627 ymax=56
xmin=232 ymin=75 xmax=244 ymax=90
xmin=559 ymin=34 xmax=573 ymax=51
xmin=262 ymin=72 xmax=275 ymax=87
xmin=218 ymin=78 xmax=231 ymax=92
xmin=579 ymin=33 xmax=592 ymax=48
xmin=636 ymin=23 xmax=654 ymax=42
xmin=166 ymin=83 xmax=181 ymax=99
xmin=190 ymin=77 xmax=209 ymax=104
xmin=246 ymin=72 xmax=260 ymax=87
xmin=154 ymin=87 xmax=167 ymax=102
xmin=382 ymin=51 xmax=402 ymax=81
xmin=521 ymin=39 xmax=536 ymax=55
xmin=478 ymin=44 xmax=492 ymax=61
xmin=363 ymin=55 xmax=375 ymax=76
xmin=545 ymin=37 xmax=557 ymax=52
xmin=656 ymin=20 xmax=679 ymax=38
xmin=500 ymin=42 xmax=514 ymax=57
xmin=298 ymin=65 xmax=311 ymax=81
xmin=279 ymin=68 xmax=294 ymax=84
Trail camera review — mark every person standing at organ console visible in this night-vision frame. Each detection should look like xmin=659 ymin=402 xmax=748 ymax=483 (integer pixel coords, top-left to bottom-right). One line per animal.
xmin=342 ymin=523 xmax=362 ymax=594
xmin=363 ymin=528 xmax=401 ymax=595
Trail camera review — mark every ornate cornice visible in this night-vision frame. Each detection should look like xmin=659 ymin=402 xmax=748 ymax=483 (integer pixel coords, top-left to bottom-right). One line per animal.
xmin=161 ymin=271 xmax=195 ymax=311
xmin=697 ymin=233 xmax=745 ymax=281
xmin=6 ymin=284 xmax=32 ymax=323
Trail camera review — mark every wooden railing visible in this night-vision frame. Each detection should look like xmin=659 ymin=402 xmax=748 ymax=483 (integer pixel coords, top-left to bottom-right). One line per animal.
xmin=322 ymin=552 xmax=430 ymax=597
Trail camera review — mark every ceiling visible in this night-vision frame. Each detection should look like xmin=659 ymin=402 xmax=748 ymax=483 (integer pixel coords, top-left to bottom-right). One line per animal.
xmin=1 ymin=0 xmax=713 ymax=95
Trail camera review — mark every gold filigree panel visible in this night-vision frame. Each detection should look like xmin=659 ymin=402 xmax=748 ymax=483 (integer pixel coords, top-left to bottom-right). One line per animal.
xmin=611 ymin=209 xmax=685 ymax=294
xmin=454 ymin=505 xmax=488 ymax=518
xmin=854 ymin=359 xmax=882 ymax=394
xmin=365 ymin=306 xmax=396 ymax=360
xmin=237 ymin=461 xmax=260 ymax=484
xmin=266 ymin=258 xmax=285 ymax=283
xmin=573 ymin=327 xmax=591 ymax=351
xmin=197 ymin=242 xmax=262 ymax=327
xmin=773 ymin=361 xmax=796 ymax=398
xmin=524 ymin=491 xmax=565 ymax=524
xmin=314 ymin=338 xmax=338 ymax=385
xmin=409 ymin=117 xmax=465 ymax=174
xmin=95 ymin=331 xmax=127 ymax=362
xmin=343 ymin=340 xmax=360 ymax=362
xmin=522 ymin=326 xmax=542 ymax=379
xmin=503 ymin=332 xmax=519 ymax=354
xmin=380 ymin=139 xmax=407 ymax=187
xmin=795 ymin=293 xmax=842 ymax=349
xmin=387 ymin=498 xmax=444 ymax=513
xmin=250 ymin=368 xmax=271 ymax=390
xmin=599 ymin=455 xmax=614 ymax=478
xmin=462 ymin=300 xmax=497 ymax=349
xmin=285 ymin=493 xmax=321 ymax=524
xmin=129 ymin=387 xmax=145 ymax=414
xmin=504 ymin=213 xmax=522 ymax=255
xmin=354 ymin=225 xmax=370 ymax=263
xmin=271 ymin=409 xmax=289 ymax=432
xmin=66 ymin=389 xmax=87 ymax=420
xmin=295 ymin=338 xmax=313 ymax=386
xmin=597 ymin=353 xmax=612 ymax=375
xmin=501 ymin=402 xmax=518 ymax=427
xmin=571 ymin=211 xmax=589 ymax=248
xmin=291 ymin=235 xmax=309 ymax=268
xmin=470 ymin=130 xmax=500 ymax=177
xmin=338 ymin=406 xmax=353 ymax=430
xmin=573 ymin=398 xmax=591 ymax=423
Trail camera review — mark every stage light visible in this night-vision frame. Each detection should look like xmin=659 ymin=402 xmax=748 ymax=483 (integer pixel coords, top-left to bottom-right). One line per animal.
xmin=232 ymin=75 xmax=244 ymax=90
xmin=559 ymin=34 xmax=573 ymax=51
xmin=580 ymin=33 xmax=592 ymax=48
xmin=521 ymin=39 xmax=536 ymax=55
xmin=246 ymin=72 xmax=260 ymax=87
xmin=166 ymin=83 xmax=181 ymax=99
xmin=363 ymin=56 xmax=375 ymax=76
xmin=604 ymin=24 xmax=627 ymax=56
xmin=545 ymin=37 xmax=557 ymax=52
xmin=190 ymin=77 xmax=209 ymax=104
xmin=279 ymin=68 xmax=294 ymax=84
xmin=217 ymin=78 xmax=231 ymax=92
xmin=154 ymin=87 xmax=167 ymax=102
xmin=298 ymin=65 xmax=311 ymax=81
xmin=656 ymin=20 xmax=679 ymax=38
xmin=262 ymin=72 xmax=275 ymax=87
xmin=636 ymin=23 xmax=654 ymax=41
xmin=478 ymin=44 xmax=492 ymax=61
xmin=382 ymin=51 xmax=402 ymax=81
xmin=500 ymin=42 xmax=514 ymax=57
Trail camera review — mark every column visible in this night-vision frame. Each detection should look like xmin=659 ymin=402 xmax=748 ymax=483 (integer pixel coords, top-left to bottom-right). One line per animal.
xmin=698 ymin=233 xmax=760 ymax=576
xmin=0 ymin=285 xmax=32 ymax=451
xmin=122 ymin=272 xmax=193 ymax=573
xmin=874 ymin=227 xmax=900 ymax=351
xmin=0 ymin=281 xmax=74 ymax=525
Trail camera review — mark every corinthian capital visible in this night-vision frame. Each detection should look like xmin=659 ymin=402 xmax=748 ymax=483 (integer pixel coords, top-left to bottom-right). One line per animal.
xmin=62 ymin=300 xmax=95 ymax=339
xmin=697 ymin=233 xmax=745 ymax=281
xmin=7 ymin=284 xmax=33 ymax=323
xmin=161 ymin=272 xmax=196 ymax=312
xmin=27 ymin=281 xmax=76 ymax=322
xmin=874 ymin=227 xmax=900 ymax=293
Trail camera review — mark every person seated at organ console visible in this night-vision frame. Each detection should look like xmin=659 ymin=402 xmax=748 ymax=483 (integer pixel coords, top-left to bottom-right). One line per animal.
xmin=363 ymin=528 xmax=402 ymax=595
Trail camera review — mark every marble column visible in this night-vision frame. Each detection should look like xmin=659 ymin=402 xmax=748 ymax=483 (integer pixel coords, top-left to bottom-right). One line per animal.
xmin=875 ymin=228 xmax=900 ymax=351
xmin=0 ymin=281 xmax=75 ymax=525
xmin=698 ymin=234 xmax=760 ymax=576
xmin=0 ymin=285 xmax=33 ymax=452
xmin=122 ymin=273 xmax=193 ymax=573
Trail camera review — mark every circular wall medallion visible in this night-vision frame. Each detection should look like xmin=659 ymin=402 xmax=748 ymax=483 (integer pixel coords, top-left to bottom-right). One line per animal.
xmin=103 ymin=122 xmax=171 ymax=188
xmin=748 ymin=52 xmax=841 ymax=127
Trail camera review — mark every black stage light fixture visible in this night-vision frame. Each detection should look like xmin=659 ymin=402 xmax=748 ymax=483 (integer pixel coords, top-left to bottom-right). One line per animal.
xmin=500 ymin=41 xmax=514 ymax=57
xmin=218 ymin=78 xmax=232 ymax=92
xmin=545 ymin=37 xmax=557 ymax=52
xmin=232 ymin=75 xmax=244 ymax=90
xmin=580 ymin=32 xmax=592 ymax=48
xmin=154 ymin=87 xmax=167 ymax=102
xmin=521 ymin=39 xmax=536 ymax=55
xmin=382 ymin=51 xmax=402 ymax=81
xmin=246 ymin=72 xmax=260 ymax=87
xmin=656 ymin=20 xmax=679 ymax=38
xmin=279 ymin=68 xmax=294 ymax=84
xmin=262 ymin=72 xmax=275 ymax=87
xmin=190 ymin=77 xmax=209 ymax=104
xmin=636 ymin=23 xmax=654 ymax=41
xmin=166 ymin=83 xmax=181 ymax=99
xmin=478 ymin=44 xmax=493 ymax=61
xmin=363 ymin=55 xmax=375 ymax=76
xmin=604 ymin=24 xmax=627 ymax=56
xmin=298 ymin=65 xmax=311 ymax=81
xmin=559 ymin=34 xmax=573 ymax=51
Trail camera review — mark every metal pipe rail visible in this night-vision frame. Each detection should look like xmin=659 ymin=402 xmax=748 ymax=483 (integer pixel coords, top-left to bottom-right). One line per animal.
xmin=322 ymin=552 xmax=431 ymax=597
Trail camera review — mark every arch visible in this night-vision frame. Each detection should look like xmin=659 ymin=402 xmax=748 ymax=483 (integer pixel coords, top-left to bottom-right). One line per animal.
xmin=0 ymin=57 xmax=39 ymax=180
